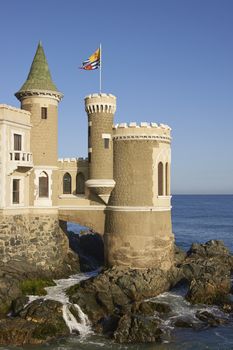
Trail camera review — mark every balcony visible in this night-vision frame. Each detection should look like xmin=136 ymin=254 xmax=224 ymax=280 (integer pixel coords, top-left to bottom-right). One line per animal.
xmin=9 ymin=151 xmax=33 ymax=170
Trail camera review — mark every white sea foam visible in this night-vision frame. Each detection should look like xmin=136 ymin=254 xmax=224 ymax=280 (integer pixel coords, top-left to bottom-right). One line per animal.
xmin=27 ymin=270 xmax=99 ymax=338
xmin=62 ymin=303 xmax=92 ymax=337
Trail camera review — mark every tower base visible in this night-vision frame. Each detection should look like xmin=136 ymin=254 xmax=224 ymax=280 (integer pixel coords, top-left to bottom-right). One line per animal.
xmin=104 ymin=208 xmax=174 ymax=270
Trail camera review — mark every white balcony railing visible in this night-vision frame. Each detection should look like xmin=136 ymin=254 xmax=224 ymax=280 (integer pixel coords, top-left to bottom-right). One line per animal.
xmin=9 ymin=151 xmax=33 ymax=166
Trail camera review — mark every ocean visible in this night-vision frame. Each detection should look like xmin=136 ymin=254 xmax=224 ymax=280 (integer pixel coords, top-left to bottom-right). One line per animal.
xmin=1 ymin=195 xmax=233 ymax=350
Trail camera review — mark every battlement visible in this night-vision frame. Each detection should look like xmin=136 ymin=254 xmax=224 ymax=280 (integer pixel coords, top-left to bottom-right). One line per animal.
xmin=85 ymin=93 xmax=116 ymax=114
xmin=112 ymin=122 xmax=171 ymax=142
xmin=58 ymin=157 xmax=88 ymax=163
xmin=0 ymin=104 xmax=31 ymax=116
xmin=0 ymin=104 xmax=31 ymax=126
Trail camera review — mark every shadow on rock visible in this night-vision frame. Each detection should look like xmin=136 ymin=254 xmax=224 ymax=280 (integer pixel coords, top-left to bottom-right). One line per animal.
xmin=67 ymin=230 xmax=104 ymax=272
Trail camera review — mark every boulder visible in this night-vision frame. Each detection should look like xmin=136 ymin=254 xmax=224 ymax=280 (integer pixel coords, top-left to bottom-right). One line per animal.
xmin=196 ymin=310 xmax=229 ymax=326
xmin=68 ymin=266 xmax=173 ymax=327
xmin=113 ymin=314 xmax=163 ymax=343
xmin=180 ymin=240 xmax=233 ymax=305
xmin=0 ymin=300 xmax=69 ymax=345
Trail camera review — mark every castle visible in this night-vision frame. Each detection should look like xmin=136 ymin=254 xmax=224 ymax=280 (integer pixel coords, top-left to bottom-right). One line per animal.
xmin=0 ymin=42 xmax=174 ymax=271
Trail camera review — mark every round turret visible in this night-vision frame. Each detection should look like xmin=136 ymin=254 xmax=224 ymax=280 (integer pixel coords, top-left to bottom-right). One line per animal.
xmin=14 ymin=42 xmax=63 ymax=207
xmin=85 ymin=93 xmax=116 ymax=204
xmin=104 ymin=121 xmax=174 ymax=270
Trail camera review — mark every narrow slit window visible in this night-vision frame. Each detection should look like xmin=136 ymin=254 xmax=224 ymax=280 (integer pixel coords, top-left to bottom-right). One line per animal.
xmin=12 ymin=179 xmax=20 ymax=204
xmin=41 ymin=107 xmax=47 ymax=119
xmin=158 ymin=162 xmax=163 ymax=196
xmin=104 ymin=138 xmax=110 ymax=149
xmin=88 ymin=152 xmax=91 ymax=163
xmin=165 ymin=162 xmax=169 ymax=196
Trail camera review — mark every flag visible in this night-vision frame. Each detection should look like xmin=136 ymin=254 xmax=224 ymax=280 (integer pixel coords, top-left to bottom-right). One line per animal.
xmin=80 ymin=47 xmax=100 ymax=70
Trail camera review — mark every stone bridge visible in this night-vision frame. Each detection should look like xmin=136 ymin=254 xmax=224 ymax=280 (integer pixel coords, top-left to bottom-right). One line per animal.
xmin=58 ymin=206 xmax=106 ymax=234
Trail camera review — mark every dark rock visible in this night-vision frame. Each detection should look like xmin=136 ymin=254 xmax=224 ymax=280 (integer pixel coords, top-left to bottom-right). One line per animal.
xmin=180 ymin=240 xmax=233 ymax=305
xmin=68 ymin=266 xmax=172 ymax=327
xmin=187 ymin=240 xmax=231 ymax=259
xmin=186 ymin=277 xmax=231 ymax=305
xmin=101 ymin=315 xmax=120 ymax=336
xmin=114 ymin=314 xmax=162 ymax=343
xmin=67 ymin=231 xmax=104 ymax=271
xmin=174 ymin=245 xmax=187 ymax=265
xmin=0 ymin=300 xmax=69 ymax=345
xmin=196 ymin=310 xmax=229 ymax=326
xmin=0 ymin=252 xmax=79 ymax=317
xmin=132 ymin=301 xmax=171 ymax=316
xmin=174 ymin=318 xmax=194 ymax=328
xmin=11 ymin=296 xmax=29 ymax=316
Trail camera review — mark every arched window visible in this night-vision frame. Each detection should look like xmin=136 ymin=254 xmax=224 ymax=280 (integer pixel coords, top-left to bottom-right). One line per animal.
xmin=76 ymin=172 xmax=85 ymax=194
xmin=63 ymin=173 xmax=72 ymax=194
xmin=165 ymin=162 xmax=169 ymax=196
xmin=158 ymin=162 xmax=163 ymax=196
xmin=39 ymin=171 xmax=49 ymax=197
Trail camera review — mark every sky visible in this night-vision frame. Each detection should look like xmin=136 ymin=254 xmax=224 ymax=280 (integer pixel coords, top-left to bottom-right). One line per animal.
xmin=0 ymin=0 xmax=232 ymax=194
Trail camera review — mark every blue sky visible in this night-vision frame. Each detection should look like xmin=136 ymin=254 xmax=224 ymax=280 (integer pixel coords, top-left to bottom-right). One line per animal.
xmin=0 ymin=0 xmax=232 ymax=194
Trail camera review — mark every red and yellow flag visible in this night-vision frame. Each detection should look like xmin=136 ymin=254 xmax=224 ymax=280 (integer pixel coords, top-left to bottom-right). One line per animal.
xmin=80 ymin=48 xmax=100 ymax=70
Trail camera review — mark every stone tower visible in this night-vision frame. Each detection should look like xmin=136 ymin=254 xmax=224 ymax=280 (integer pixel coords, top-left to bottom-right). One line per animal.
xmin=85 ymin=93 xmax=116 ymax=204
xmin=15 ymin=41 xmax=63 ymax=207
xmin=104 ymin=122 xmax=174 ymax=270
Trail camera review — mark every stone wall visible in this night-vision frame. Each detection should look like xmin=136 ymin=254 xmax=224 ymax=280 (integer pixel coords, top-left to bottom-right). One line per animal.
xmin=0 ymin=212 xmax=69 ymax=271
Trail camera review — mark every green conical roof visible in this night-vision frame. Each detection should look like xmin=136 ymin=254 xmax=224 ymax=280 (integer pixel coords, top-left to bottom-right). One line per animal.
xmin=17 ymin=41 xmax=59 ymax=93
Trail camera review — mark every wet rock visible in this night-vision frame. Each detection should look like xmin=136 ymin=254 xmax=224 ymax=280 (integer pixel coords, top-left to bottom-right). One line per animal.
xmin=196 ymin=310 xmax=229 ymax=326
xmin=0 ymin=252 xmax=79 ymax=317
xmin=68 ymin=266 xmax=172 ymax=327
xmin=11 ymin=296 xmax=29 ymax=316
xmin=113 ymin=314 xmax=163 ymax=343
xmin=132 ymin=301 xmax=171 ymax=316
xmin=173 ymin=318 xmax=194 ymax=328
xmin=0 ymin=300 xmax=69 ymax=345
xmin=101 ymin=315 xmax=120 ymax=336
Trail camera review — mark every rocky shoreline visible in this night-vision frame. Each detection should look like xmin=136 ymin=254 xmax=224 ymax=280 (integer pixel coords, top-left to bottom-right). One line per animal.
xmin=0 ymin=238 xmax=232 ymax=345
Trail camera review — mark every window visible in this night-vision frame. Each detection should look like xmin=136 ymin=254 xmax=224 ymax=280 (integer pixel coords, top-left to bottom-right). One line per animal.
xmin=41 ymin=107 xmax=47 ymax=119
xmin=104 ymin=138 xmax=110 ymax=149
xmin=14 ymin=134 xmax=21 ymax=160
xmin=158 ymin=162 xmax=163 ymax=196
xmin=14 ymin=134 xmax=22 ymax=151
xmin=165 ymin=162 xmax=169 ymax=196
xmin=88 ymin=126 xmax=91 ymax=148
xmin=63 ymin=173 xmax=72 ymax=194
xmin=39 ymin=172 xmax=49 ymax=197
xmin=88 ymin=152 xmax=91 ymax=163
xmin=12 ymin=179 xmax=20 ymax=204
xmin=76 ymin=173 xmax=85 ymax=194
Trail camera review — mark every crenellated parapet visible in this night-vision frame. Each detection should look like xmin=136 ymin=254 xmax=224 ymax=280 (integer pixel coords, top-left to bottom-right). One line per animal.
xmin=113 ymin=122 xmax=171 ymax=143
xmin=85 ymin=93 xmax=116 ymax=114
xmin=58 ymin=157 xmax=88 ymax=163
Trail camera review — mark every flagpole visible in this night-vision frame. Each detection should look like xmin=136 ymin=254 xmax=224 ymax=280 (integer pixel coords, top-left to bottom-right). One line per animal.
xmin=100 ymin=43 xmax=102 ymax=93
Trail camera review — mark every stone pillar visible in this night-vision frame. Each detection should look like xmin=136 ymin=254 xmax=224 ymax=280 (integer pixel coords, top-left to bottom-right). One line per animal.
xmin=104 ymin=122 xmax=174 ymax=271
xmin=85 ymin=93 xmax=116 ymax=204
